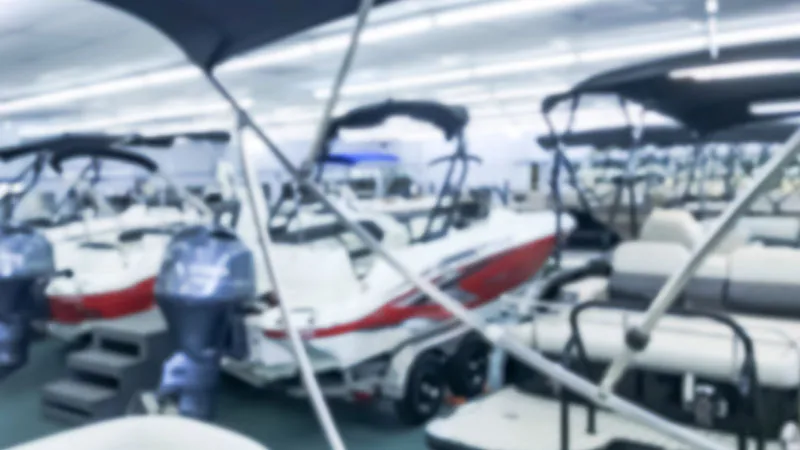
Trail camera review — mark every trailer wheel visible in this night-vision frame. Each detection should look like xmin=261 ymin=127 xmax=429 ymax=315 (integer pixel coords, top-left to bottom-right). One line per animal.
xmin=446 ymin=332 xmax=490 ymax=398
xmin=394 ymin=351 xmax=445 ymax=426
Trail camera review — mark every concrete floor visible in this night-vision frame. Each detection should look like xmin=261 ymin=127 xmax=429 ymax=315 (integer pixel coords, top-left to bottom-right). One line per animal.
xmin=0 ymin=340 xmax=427 ymax=450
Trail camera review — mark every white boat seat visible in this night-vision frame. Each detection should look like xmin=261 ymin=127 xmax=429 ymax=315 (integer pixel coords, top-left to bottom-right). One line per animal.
xmin=608 ymin=241 xmax=727 ymax=309
xmin=8 ymin=416 xmax=268 ymax=450
xmin=727 ymin=246 xmax=800 ymax=318
xmin=596 ymin=236 xmax=800 ymax=319
xmin=750 ymin=196 xmax=776 ymax=214
xmin=737 ymin=216 xmax=800 ymax=246
xmin=778 ymin=192 xmax=800 ymax=214
xmin=643 ymin=208 xmax=749 ymax=254
xmin=639 ymin=208 xmax=704 ymax=250
xmin=530 ymin=308 xmax=800 ymax=388
xmin=270 ymin=245 xmax=363 ymax=308
xmin=608 ymin=241 xmax=686 ymax=304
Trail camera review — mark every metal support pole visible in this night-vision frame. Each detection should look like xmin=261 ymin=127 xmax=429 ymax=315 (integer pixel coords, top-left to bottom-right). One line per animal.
xmin=303 ymin=0 xmax=374 ymax=170
xmin=230 ymin=114 xmax=348 ymax=450
xmin=600 ymin=127 xmax=800 ymax=394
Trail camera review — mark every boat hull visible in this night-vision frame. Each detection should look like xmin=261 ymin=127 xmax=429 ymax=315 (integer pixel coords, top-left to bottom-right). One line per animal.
xmin=243 ymin=227 xmax=560 ymax=378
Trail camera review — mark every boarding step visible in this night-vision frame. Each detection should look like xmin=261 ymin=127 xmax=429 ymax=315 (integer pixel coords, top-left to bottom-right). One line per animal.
xmin=41 ymin=309 xmax=174 ymax=425
xmin=67 ymin=349 xmax=141 ymax=385
xmin=41 ymin=379 xmax=117 ymax=425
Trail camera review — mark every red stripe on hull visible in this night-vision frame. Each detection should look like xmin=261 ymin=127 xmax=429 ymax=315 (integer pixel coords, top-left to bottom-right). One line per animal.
xmin=49 ymin=277 xmax=157 ymax=324
xmin=264 ymin=234 xmax=557 ymax=339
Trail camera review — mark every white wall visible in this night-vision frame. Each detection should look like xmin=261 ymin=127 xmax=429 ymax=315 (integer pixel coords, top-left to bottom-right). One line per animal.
xmin=0 ymin=131 xmax=558 ymax=199
xmin=241 ymin=131 xmax=553 ymax=194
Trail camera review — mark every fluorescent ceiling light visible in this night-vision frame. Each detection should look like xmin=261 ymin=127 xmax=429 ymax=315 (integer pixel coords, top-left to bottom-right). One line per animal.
xmin=472 ymin=54 xmax=577 ymax=77
xmin=718 ymin=22 xmax=800 ymax=47
xmin=750 ymin=99 xmax=800 ymax=115
xmin=436 ymin=85 xmax=487 ymax=97
xmin=316 ymin=57 xmax=573 ymax=99
xmin=434 ymin=0 xmax=591 ymax=28
xmin=113 ymin=118 xmax=231 ymax=137
xmin=7 ymin=11 xmax=800 ymax=117
xmin=20 ymin=99 xmax=252 ymax=137
xmin=451 ymin=83 xmax=568 ymax=103
xmin=362 ymin=17 xmax=434 ymax=43
xmin=222 ymin=18 xmax=435 ymax=73
xmin=670 ymin=60 xmax=800 ymax=81
xmin=219 ymin=45 xmax=315 ymax=73
xmin=580 ymin=37 xmax=705 ymax=63
xmin=0 ymin=67 xmax=201 ymax=115
xmin=317 ymin=69 xmax=474 ymax=97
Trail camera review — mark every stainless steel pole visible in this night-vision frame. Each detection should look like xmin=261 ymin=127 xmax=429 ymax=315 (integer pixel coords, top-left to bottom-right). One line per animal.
xmin=303 ymin=0 xmax=375 ymax=168
xmin=231 ymin=115 xmax=348 ymax=450
xmin=600 ymin=127 xmax=800 ymax=394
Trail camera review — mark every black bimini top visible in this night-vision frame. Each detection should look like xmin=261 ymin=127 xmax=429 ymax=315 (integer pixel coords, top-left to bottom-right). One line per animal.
xmin=49 ymin=147 xmax=159 ymax=174
xmin=537 ymin=122 xmax=798 ymax=150
xmin=93 ymin=0 xmax=400 ymax=69
xmin=0 ymin=131 xmax=230 ymax=163
xmin=325 ymin=100 xmax=469 ymax=142
xmin=319 ymin=100 xmax=469 ymax=163
xmin=542 ymin=39 xmax=800 ymax=136
xmin=0 ymin=134 xmax=121 ymax=162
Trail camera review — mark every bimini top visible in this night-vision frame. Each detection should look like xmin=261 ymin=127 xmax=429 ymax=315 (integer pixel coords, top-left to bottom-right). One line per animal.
xmin=0 ymin=132 xmax=229 ymax=162
xmin=323 ymin=152 xmax=399 ymax=166
xmin=49 ymin=147 xmax=159 ymax=174
xmin=93 ymin=0 xmax=400 ymax=69
xmin=537 ymin=122 xmax=798 ymax=150
xmin=541 ymin=39 xmax=800 ymax=136
xmin=0 ymin=134 xmax=121 ymax=162
xmin=324 ymin=100 xmax=469 ymax=144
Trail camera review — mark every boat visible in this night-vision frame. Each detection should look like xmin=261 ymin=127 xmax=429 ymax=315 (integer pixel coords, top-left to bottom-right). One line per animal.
xmin=427 ymin=38 xmax=800 ymax=450
xmin=0 ymin=137 xmax=212 ymax=336
xmin=0 ymin=0 xmax=742 ymax=448
xmin=270 ymin=100 xmax=496 ymax=244
xmin=221 ymin=99 xmax=574 ymax=424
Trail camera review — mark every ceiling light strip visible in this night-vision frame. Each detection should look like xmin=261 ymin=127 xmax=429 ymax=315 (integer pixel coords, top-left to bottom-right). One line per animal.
xmin=5 ymin=14 xmax=800 ymax=116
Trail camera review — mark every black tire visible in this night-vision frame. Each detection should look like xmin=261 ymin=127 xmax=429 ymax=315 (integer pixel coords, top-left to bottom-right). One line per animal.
xmin=445 ymin=332 xmax=490 ymax=398
xmin=394 ymin=351 xmax=446 ymax=426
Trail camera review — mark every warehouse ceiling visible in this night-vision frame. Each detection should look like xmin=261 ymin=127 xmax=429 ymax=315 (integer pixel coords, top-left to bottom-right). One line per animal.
xmin=2 ymin=0 xmax=800 ymax=142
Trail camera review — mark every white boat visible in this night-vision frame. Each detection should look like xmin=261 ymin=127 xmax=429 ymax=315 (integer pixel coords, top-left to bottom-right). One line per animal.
xmin=221 ymin=100 xmax=574 ymax=424
xmin=0 ymin=137 xmax=210 ymax=332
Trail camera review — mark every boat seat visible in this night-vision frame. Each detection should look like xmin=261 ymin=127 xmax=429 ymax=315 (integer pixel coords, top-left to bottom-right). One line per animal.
xmin=778 ymin=192 xmax=800 ymax=214
xmin=737 ymin=216 xmax=800 ymax=246
xmin=727 ymin=246 xmax=800 ymax=318
xmin=608 ymin=241 xmax=727 ymax=310
xmin=271 ymin=245 xmax=363 ymax=307
xmin=639 ymin=208 xmax=704 ymax=250
xmin=642 ymin=208 xmax=750 ymax=254
xmin=750 ymin=196 xmax=776 ymax=214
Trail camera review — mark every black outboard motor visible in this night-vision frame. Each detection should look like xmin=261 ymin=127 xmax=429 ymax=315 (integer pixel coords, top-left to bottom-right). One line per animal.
xmin=155 ymin=226 xmax=254 ymax=419
xmin=0 ymin=225 xmax=54 ymax=379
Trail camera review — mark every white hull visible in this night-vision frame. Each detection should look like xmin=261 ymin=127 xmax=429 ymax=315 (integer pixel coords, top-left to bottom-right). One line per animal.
xmin=42 ymin=206 xmax=205 ymax=325
xmin=235 ymin=209 xmax=573 ymax=381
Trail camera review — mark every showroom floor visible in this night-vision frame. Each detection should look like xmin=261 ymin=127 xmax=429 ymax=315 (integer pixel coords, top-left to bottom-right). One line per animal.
xmin=0 ymin=341 xmax=426 ymax=450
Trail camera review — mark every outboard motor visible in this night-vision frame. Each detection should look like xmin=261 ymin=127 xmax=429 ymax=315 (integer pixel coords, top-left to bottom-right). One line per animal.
xmin=0 ymin=225 xmax=54 ymax=379
xmin=155 ymin=226 xmax=254 ymax=419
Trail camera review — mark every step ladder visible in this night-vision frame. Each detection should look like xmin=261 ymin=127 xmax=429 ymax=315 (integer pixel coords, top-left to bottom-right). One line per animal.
xmin=41 ymin=308 xmax=174 ymax=424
